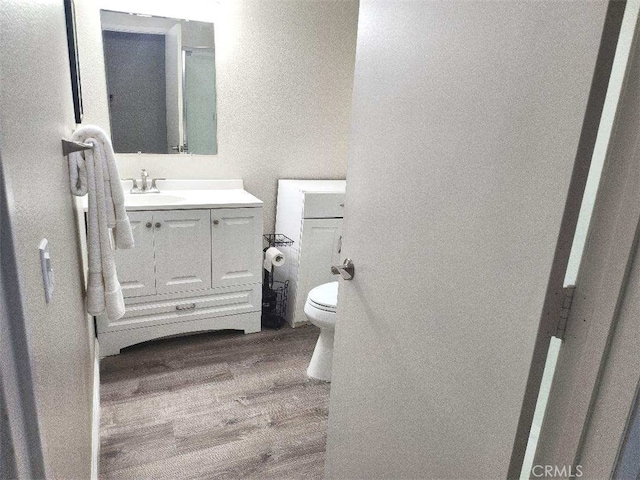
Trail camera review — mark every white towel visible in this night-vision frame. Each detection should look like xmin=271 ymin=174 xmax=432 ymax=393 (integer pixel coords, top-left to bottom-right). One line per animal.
xmin=68 ymin=125 xmax=134 ymax=321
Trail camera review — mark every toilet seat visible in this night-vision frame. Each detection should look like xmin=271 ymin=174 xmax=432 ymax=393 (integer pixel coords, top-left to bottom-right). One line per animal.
xmin=307 ymin=301 xmax=337 ymax=313
xmin=307 ymin=282 xmax=338 ymax=312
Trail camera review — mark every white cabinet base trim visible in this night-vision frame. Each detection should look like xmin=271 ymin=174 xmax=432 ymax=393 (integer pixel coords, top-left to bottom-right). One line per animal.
xmin=99 ymin=311 xmax=260 ymax=357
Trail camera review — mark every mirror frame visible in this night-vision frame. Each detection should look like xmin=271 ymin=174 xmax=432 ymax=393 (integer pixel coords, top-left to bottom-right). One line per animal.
xmin=100 ymin=9 xmax=218 ymax=157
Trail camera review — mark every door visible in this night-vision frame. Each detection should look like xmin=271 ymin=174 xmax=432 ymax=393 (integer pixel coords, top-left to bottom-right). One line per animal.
xmin=325 ymin=1 xmax=609 ymax=479
xmin=154 ymin=209 xmax=212 ymax=294
xmin=184 ymin=48 xmax=217 ymax=154
xmin=165 ymin=23 xmax=183 ymax=154
xmin=295 ymin=218 xmax=342 ymax=324
xmin=211 ymin=207 xmax=262 ymax=288
xmin=103 ymin=31 xmax=168 ymax=153
xmin=113 ymin=211 xmax=156 ymax=297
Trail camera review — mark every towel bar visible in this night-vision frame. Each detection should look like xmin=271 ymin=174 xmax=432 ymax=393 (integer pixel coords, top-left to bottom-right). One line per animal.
xmin=62 ymin=139 xmax=93 ymax=156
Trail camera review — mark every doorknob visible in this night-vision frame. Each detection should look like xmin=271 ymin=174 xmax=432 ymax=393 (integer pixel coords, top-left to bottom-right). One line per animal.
xmin=331 ymin=258 xmax=355 ymax=280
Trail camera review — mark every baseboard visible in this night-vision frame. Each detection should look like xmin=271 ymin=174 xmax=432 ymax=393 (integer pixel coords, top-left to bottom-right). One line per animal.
xmin=90 ymin=338 xmax=100 ymax=480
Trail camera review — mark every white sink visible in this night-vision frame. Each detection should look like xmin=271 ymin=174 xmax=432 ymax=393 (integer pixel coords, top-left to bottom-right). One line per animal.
xmin=78 ymin=180 xmax=263 ymax=212
xmin=124 ymin=194 xmax=184 ymax=206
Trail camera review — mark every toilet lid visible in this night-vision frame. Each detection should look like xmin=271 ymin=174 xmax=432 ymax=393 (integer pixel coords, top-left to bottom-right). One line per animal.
xmin=308 ymin=282 xmax=339 ymax=311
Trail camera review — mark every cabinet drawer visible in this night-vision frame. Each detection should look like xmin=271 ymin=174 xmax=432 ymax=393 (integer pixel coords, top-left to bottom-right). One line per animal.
xmin=303 ymin=192 xmax=345 ymax=218
xmin=97 ymin=284 xmax=261 ymax=333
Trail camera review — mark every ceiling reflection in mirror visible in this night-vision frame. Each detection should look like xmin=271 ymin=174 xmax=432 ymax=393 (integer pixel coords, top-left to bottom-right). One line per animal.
xmin=101 ymin=10 xmax=217 ymax=155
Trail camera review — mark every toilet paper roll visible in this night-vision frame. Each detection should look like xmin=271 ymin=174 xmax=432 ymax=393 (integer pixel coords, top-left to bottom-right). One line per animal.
xmin=263 ymin=247 xmax=286 ymax=272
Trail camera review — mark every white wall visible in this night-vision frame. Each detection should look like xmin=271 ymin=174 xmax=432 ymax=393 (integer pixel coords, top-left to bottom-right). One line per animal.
xmin=77 ymin=0 xmax=359 ymax=233
xmin=0 ymin=1 xmax=94 ymax=477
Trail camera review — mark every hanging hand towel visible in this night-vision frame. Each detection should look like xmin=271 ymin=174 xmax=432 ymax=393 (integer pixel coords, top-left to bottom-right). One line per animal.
xmin=68 ymin=125 xmax=134 ymax=321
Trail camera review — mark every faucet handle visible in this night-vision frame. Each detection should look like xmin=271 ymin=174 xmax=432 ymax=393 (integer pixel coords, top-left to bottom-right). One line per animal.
xmin=150 ymin=178 xmax=166 ymax=193
xmin=123 ymin=178 xmax=140 ymax=193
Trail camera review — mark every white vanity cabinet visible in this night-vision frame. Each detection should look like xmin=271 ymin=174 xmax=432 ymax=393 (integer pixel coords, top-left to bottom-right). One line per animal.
xmin=274 ymin=180 xmax=346 ymax=327
xmin=117 ymin=209 xmax=212 ymax=297
xmin=154 ymin=209 xmax=213 ymax=294
xmin=211 ymin=208 xmax=263 ymax=288
xmin=77 ymin=180 xmax=264 ymax=357
xmin=115 ymin=211 xmax=156 ymax=297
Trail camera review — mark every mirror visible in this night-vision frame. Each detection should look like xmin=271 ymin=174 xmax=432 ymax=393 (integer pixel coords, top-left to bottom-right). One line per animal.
xmin=100 ymin=10 xmax=217 ymax=155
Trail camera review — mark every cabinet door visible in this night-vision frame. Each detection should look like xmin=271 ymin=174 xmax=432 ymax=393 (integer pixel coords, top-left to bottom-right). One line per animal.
xmin=211 ymin=207 xmax=263 ymax=288
xmin=154 ymin=209 xmax=212 ymax=294
xmin=298 ymin=217 xmax=343 ymax=296
xmin=113 ymin=211 xmax=156 ymax=298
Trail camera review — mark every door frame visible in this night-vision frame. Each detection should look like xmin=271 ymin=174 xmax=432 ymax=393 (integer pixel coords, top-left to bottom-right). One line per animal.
xmin=507 ymin=1 xmax=628 ymax=476
xmin=533 ymin=8 xmax=640 ymax=478
xmin=0 ymin=158 xmax=48 ymax=478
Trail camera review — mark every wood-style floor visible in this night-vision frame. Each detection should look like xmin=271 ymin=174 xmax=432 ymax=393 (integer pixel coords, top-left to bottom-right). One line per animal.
xmin=99 ymin=325 xmax=330 ymax=479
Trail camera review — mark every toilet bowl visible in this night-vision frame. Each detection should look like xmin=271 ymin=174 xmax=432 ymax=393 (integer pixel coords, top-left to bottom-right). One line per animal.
xmin=304 ymin=281 xmax=339 ymax=382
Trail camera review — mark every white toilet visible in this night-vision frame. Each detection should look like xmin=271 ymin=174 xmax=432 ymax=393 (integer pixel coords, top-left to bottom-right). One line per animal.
xmin=304 ymin=281 xmax=338 ymax=382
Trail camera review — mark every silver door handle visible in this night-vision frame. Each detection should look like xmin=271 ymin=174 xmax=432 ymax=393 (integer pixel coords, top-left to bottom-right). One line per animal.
xmin=331 ymin=258 xmax=355 ymax=280
xmin=176 ymin=303 xmax=196 ymax=311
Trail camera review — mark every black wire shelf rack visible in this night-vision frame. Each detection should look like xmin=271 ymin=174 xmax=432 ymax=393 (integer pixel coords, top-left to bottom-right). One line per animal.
xmin=263 ymin=234 xmax=294 ymax=248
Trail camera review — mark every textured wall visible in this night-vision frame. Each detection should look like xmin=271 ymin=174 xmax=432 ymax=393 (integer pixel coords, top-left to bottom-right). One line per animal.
xmin=0 ymin=1 xmax=93 ymax=477
xmin=77 ymin=0 xmax=358 ymax=234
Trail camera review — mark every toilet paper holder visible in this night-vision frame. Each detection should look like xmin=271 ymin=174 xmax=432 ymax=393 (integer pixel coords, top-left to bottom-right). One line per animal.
xmin=262 ymin=233 xmax=294 ymax=329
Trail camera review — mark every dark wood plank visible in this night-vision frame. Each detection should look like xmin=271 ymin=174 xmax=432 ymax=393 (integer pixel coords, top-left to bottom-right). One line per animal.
xmin=100 ymin=422 xmax=177 ymax=473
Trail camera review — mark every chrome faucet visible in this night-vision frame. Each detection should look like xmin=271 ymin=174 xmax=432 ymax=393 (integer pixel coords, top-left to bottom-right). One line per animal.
xmin=124 ymin=169 xmax=165 ymax=194
xmin=140 ymin=169 xmax=149 ymax=191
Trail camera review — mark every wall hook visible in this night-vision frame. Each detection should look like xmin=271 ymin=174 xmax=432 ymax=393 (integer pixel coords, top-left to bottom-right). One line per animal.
xmin=62 ymin=139 xmax=93 ymax=157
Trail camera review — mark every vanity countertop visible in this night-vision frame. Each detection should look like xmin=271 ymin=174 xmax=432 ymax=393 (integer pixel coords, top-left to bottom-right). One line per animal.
xmin=76 ymin=179 xmax=263 ymax=212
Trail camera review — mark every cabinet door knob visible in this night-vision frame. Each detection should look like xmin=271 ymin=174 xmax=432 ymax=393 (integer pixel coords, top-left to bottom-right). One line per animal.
xmin=213 ymin=219 xmax=220 ymax=225
xmin=146 ymin=222 xmax=152 ymax=228
xmin=155 ymin=222 xmax=162 ymax=228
